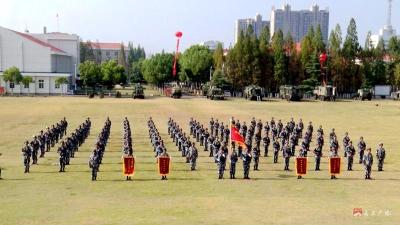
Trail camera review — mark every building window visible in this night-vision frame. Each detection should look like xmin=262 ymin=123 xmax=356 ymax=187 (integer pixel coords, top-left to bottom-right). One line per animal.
xmin=115 ymin=52 xmax=118 ymax=57
xmin=106 ymin=51 xmax=110 ymax=56
xmin=24 ymin=83 xmax=29 ymax=89
xmin=55 ymin=83 xmax=60 ymax=89
xmin=38 ymin=80 xmax=44 ymax=89
xmin=9 ymin=82 xmax=15 ymax=88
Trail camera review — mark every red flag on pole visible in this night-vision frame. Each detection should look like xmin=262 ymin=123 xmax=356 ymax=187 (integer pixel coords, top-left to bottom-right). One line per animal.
xmin=230 ymin=125 xmax=245 ymax=147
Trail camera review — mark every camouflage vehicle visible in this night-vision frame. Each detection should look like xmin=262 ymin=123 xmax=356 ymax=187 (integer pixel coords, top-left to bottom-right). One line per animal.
xmin=244 ymin=85 xmax=265 ymax=101
xmin=394 ymin=91 xmax=400 ymax=101
xmin=207 ymin=86 xmax=224 ymax=100
xmin=132 ymin=83 xmax=145 ymax=99
xmin=171 ymin=86 xmax=182 ymax=99
xmin=313 ymin=85 xmax=336 ymax=101
xmin=357 ymin=88 xmax=373 ymax=101
xmin=279 ymin=85 xmax=302 ymax=101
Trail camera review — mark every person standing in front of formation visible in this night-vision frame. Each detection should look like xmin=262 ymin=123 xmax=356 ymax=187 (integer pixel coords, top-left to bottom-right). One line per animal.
xmin=376 ymin=143 xmax=386 ymax=171
xmin=363 ymin=148 xmax=373 ymax=179
xmin=22 ymin=141 xmax=31 ymax=173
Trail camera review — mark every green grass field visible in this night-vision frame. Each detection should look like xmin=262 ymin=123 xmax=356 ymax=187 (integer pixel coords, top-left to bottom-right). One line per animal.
xmin=0 ymin=95 xmax=399 ymax=225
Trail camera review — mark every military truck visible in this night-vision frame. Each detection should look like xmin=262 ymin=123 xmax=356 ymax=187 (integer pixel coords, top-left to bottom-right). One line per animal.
xmin=356 ymin=88 xmax=373 ymax=101
xmin=313 ymin=85 xmax=336 ymax=101
xmin=171 ymin=87 xmax=182 ymax=99
xmin=279 ymin=85 xmax=302 ymax=101
xmin=132 ymin=83 xmax=145 ymax=99
xmin=207 ymin=86 xmax=224 ymax=100
xmin=244 ymin=85 xmax=265 ymax=101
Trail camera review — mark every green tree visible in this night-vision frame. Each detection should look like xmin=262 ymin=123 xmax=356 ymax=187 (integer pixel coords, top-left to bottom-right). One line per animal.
xmin=118 ymin=43 xmax=127 ymax=71
xmin=101 ymin=60 xmax=126 ymax=88
xmin=55 ymin=77 xmax=69 ymax=96
xmin=313 ymin=25 xmax=326 ymax=53
xmin=272 ymin=30 xmax=288 ymax=87
xmin=131 ymin=59 xmax=144 ymax=83
xmin=211 ymin=69 xmax=230 ymax=88
xmin=141 ymin=52 xmax=175 ymax=85
xmin=179 ymin=45 xmax=213 ymax=82
xmin=328 ymin=24 xmax=343 ymax=90
xmin=394 ymin=63 xmax=400 ymax=87
xmin=80 ymin=41 xmax=95 ymax=63
xmin=342 ymin=18 xmax=361 ymax=91
xmin=79 ymin=61 xmax=101 ymax=90
xmin=213 ymin=43 xmax=224 ymax=70
xmin=21 ymin=76 xmax=33 ymax=95
xmin=3 ymin=66 xmax=23 ymax=95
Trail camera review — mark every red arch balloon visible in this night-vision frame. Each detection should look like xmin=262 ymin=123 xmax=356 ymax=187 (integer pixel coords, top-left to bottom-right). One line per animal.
xmin=175 ymin=31 xmax=183 ymax=38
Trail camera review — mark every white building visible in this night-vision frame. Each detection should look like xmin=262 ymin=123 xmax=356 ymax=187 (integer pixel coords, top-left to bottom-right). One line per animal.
xmin=235 ymin=13 xmax=270 ymax=44
xmin=0 ymin=26 xmax=79 ymax=95
xmin=270 ymin=4 xmax=329 ymax=43
xmin=90 ymin=42 xmax=129 ymax=63
xmin=200 ymin=41 xmax=224 ymax=51
xmin=371 ymin=0 xmax=399 ymax=47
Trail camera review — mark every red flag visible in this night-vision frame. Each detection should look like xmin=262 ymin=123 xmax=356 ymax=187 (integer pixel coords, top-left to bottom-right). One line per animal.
xmin=230 ymin=125 xmax=245 ymax=147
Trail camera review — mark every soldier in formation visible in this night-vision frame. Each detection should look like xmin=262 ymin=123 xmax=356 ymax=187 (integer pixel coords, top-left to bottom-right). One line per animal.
xmin=59 ymin=119 xmax=91 ymax=173
xmin=89 ymin=118 xmax=111 ymax=181
xmin=345 ymin=141 xmax=356 ymax=171
xmin=123 ymin=117 xmax=133 ymax=156
xmin=216 ymin=149 xmax=226 ymax=179
xmin=229 ymin=148 xmax=238 ymax=179
xmin=123 ymin=117 xmax=134 ymax=180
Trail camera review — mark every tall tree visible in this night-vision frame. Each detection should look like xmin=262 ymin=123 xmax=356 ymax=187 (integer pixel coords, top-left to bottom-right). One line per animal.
xmin=342 ymin=18 xmax=361 ymax=91
xmin=259 ymin=26 xmax=274 ymax=90
xmin=272 ymin=30 xmax=288 ymax=86
xmin=213 ymin=42 xmax=224 ymax=70
xmin=328 ymin=24 xmax=343 ymax=89
xmin=118 ymin=43 xmax=128 ymax=71
xmin=313 ymin=25 xmax=326 ymax=53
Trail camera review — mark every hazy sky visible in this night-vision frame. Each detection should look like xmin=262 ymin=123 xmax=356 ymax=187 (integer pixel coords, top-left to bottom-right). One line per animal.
xmin=1 ymin=0 xmax=399 ymax=55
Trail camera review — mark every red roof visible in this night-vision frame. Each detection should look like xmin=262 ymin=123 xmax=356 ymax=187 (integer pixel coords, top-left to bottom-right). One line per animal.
xmin=90 ymin=42 xmax=126 ymax=50
xmin=11 ymin=30 xmax=65 ymax=53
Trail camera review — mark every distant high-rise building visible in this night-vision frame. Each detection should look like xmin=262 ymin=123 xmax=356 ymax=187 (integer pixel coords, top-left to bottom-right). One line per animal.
xmin=234 ymin=13 xmax=270 ymax=44
xmin=270 ymin=4 xmax=329 ymax=43
xmin=371 ymin=0 xmax=399 ymax=47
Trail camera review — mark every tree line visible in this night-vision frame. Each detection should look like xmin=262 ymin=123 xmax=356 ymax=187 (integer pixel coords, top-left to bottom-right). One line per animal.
xmin=78 ymin=18 xmax=400 ymax=93
xmin=79 ymin=41 xmax=146 ymax=89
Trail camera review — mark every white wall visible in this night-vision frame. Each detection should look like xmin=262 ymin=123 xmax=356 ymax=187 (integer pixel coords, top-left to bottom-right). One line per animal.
xmin=0 ymin=74 xmax=69 ymax=95
xmin=0 ymin=27 xmax=52 ymax=73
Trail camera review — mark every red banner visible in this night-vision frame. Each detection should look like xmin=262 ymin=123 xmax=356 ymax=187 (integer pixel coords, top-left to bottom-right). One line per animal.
xmin=296 ymin=157 xmax=308 ymax=175
xmin=329 ymin=157 xmax=341 ymax=175
xmin=158 ymin=156 xmax=171 ymax=175
xmin=231 ymin=125 xmax=245 ymax=147
xmin=123 ymin=156 xmax=135 ymax=176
